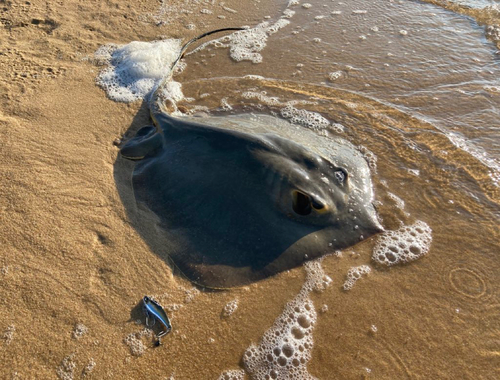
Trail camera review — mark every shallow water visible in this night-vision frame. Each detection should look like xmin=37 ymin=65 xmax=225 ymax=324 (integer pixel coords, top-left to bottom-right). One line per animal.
xmin=163 ymin=0 xmax=500 ymax=378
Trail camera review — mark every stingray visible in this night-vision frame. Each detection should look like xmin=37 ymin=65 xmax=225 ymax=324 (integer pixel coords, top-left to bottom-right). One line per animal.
xmin=119 ymin=29 xmax=383 ymax=288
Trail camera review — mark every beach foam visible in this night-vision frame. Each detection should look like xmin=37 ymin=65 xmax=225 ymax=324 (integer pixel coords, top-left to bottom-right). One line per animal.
xmin=96 ymin=39 xmax=182 ymax=103
xmin=343 ymin=265 xmax=371 ymax=291
xmin=198 ymin=20 xmax=290 ymax=64
xmin=241 ymin=260 xmax=331 ymax=379
xmin=372 ymin=221 xmax=432 ymax=266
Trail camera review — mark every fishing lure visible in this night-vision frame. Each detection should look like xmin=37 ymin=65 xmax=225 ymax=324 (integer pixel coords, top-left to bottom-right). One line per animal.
xmin=143 ymin=296 xmax=172 ymax=346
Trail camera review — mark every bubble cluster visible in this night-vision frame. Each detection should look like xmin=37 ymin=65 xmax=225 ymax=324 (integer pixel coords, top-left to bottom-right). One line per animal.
xmin=328 ymin=71 xmax=342 ymax=81
xmin=243 ymin=298 xmax=317 ymax=379
xmin=218 ymin=370 xmax=245 ymax=380
xmin=3 ymin=324 xmax=15 ymax=345
xmin=372 ymin=221 xmax=432 ymax=266
xmin=302 ymin=3 xmax=312 ymax=9
xmin=124 ymin=328 xmax=153 ymax=357
xmin=56 ymin=354 xmax=76 ymax=380
xmin=242 ymin=91 xmax=281 ymax=106
xmin=485 ymin=25 xmax=500 ymax=41
xmin=72 ymin=323 xmax=88 ymax=339
xmin=205 ymin=20 xmax=290 ymax=64
xmin=184 ymin=287 xmax=200 ymax=303
xmin=329 ymin=123 xmax=345 ymax=134
xmin=280 ymin=105 xmax=330 ymax=131
xmin=357 ymin=145 xmax=377 ymax=171
xmin=222 ymin=299 xmax=239 ymax=318
xmin=220 ymin=97 xmax=233 ymax=111
xmin=82 ymin=359 xmax=96 ymax=377
xmin=95 ymin=39 xmax=182 ymax=103
xmin=241 ymin=259 xmax=331 ymax=380
xmin=343 ymin=265 xmax=371 ymax=291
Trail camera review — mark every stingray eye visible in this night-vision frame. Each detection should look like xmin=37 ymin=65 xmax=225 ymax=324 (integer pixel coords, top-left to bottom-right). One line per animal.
xmin=292 ymin=191 xmax=312 ymax=216
xmin=334 ymin=169 xmax=347 ymax=184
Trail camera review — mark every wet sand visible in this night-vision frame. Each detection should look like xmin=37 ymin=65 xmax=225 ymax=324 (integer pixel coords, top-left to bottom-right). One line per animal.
xmin=1 ymin=1 xmax=499 ymax=379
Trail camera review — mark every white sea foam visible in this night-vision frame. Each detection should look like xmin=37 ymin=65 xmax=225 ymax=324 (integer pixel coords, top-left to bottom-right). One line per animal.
xmin=56 ymin=354 xmax=76 ymax=380
xmin=96 ymin=39 xmax=182 ymax=103
xmin=372 ymin=221 xmax=432 ymax=266
xmin=280 ymin=105 xmax=331 ymax=131
xmin=3 ymin=324 xmax=15 ymax=345
xmin=241 ymin=260 xmax=331 ymax=379
xmin=199 ymin=20 xmax=290 ymax=64
xmin=328 ymin=71 xmax=342 ymax=81
xmin=343 ymin=265 xmax=371 ymax=290
xmin=72 ymin=323 xmax=88 ymax=339
xmin=222 ymin=299 xmax=239 ymax=317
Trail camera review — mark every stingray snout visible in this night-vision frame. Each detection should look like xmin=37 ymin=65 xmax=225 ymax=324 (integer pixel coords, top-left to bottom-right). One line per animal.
xmin=359 ymin=212 xmax=384 ymax=236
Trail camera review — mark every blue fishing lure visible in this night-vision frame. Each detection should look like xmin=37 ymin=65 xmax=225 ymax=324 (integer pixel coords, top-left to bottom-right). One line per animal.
xmin=143 ymin=296 xmax=172 ymax=345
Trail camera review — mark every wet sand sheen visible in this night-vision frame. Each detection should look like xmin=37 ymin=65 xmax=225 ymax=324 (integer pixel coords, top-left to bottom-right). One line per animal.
xmin=1 ymin=0 xmax=499 ymax=379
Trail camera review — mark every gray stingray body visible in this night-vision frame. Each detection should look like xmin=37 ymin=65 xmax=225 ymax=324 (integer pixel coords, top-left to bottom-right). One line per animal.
xmin=121 ymin=110 xmax=382 ymax=288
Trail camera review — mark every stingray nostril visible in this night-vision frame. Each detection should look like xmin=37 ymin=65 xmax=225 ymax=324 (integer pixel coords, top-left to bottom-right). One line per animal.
xmin=311 ymin=198 xmax=325 ymax=211
xmin=292 ymin=191 xmax=312 ymax=216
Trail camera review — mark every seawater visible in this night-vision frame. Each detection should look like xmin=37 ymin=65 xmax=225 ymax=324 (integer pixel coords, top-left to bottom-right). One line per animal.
xmin=98 ymin=0 xmax=499 ymax=378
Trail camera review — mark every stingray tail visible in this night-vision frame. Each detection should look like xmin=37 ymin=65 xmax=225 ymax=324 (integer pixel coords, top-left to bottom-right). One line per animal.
xmin=149 ymin=27 xmax=246 ymax=120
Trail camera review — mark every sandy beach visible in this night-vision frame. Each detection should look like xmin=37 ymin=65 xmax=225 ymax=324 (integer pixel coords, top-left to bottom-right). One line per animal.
xmin=1 ymin=0 xmax=499 ymax=379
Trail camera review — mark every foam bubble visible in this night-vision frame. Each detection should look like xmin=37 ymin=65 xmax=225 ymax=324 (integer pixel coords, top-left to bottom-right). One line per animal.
xmin=82 ymin=359 xmax=96 ymax=377
xmin=372 ymin=221 xmax=432 ymax=266
xmin=343 ymin=265 xmax=371 ymax=291
xmin=184 ymin=287 xmax=200 ymax=304
xmin=485 ymin=25 xmax=500 ymax=42
xmin=283 ymin=9 xmax=296 ymax=18
xmin=96 ymin=39 xmax=182 ymax=103
xmin=3 ymin=324 xmax=15 ymax=345
xmin=72 ymin=323 xmax=88 ymax=339
xmin=241 ymin=259 xmax=331 ymax=379
xmin=200 ymin=20 xmax=290 ymax=64
xmin=218 ymin=370 xmax=245 ymax=380
xmin=124 ymin=328 xmax=153 ymax=356
xmin=56 ymin=354 xmax=76 ymax=380
xmin=328 ymin=71 xmax=342 ymax=81
xmin=280 ymin=105 xmax=330 ymax=131
xmin=222 ymin=299 xmax=239 ymax=318
xmin=220 ymin=97 xmax=233 ymax=111
xmin=302 ymin=3 xmax=312 ymax=9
